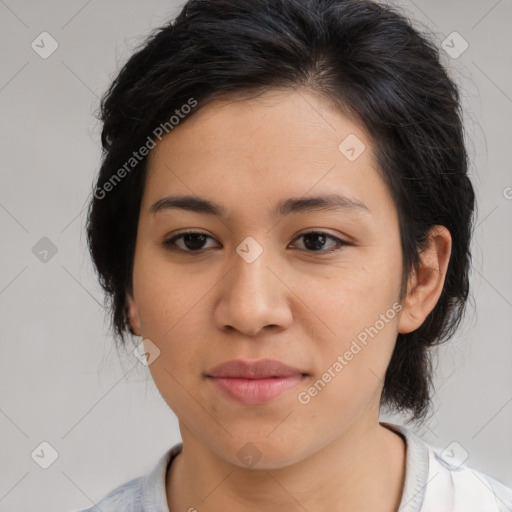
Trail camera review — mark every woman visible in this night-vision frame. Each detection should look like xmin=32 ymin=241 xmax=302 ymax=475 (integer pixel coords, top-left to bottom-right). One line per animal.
xmin=79 ymin=0 xmax=512 ymax=510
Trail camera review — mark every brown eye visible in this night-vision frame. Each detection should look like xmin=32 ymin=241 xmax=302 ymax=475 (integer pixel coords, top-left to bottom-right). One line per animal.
xmin=163 ymin=231 xmax=218 ymax=252
xmin=292 ymin=231 xmax=350 ymax=254
xmin=162 ymin=230 xmax=350 ymax=255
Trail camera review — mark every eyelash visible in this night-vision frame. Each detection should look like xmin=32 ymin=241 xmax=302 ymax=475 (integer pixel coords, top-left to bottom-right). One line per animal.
xmin=162 ymin=229 xmax=351 ymax=255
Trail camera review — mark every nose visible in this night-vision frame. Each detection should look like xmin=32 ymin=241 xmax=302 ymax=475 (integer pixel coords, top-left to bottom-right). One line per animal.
xmin=213 ymin=246 xmax=293 ymax=337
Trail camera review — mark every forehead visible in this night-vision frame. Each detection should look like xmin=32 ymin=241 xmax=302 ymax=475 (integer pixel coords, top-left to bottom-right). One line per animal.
xmin=142 ymin=88 xmax=393 ymax=220
xmin=151 ymin=88 xmax=369 ymax=153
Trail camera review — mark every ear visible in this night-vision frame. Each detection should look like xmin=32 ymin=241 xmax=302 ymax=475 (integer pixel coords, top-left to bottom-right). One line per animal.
xmin=398 ymin=225 xmax=452 ymax=334
xmin=125 ymin=292 xmax=142 ymax=337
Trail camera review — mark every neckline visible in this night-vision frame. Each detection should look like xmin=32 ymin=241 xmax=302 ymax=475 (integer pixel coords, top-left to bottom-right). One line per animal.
xmin=157 ymin=422 xmax=429 ymax=512
xmin=380 ymin=421 xmax=429 ymax=512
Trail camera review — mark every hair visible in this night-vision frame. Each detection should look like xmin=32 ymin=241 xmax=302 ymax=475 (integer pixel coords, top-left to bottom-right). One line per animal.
xmin=86 ymin=0 xmax=475 ymax=423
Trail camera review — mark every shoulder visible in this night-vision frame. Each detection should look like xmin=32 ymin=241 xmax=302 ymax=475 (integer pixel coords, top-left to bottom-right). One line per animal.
xmin=72 ymin=443 xmax=183 ymax=512
xmin=424 ymin=447 xmax=512 ymax=512
xmin=384 ymin=422 xmax=512 ymax=512
xmin=73 ymin=476 xmax=145 ymax=512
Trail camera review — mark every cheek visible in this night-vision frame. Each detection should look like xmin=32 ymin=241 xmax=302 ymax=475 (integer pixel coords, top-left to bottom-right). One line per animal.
xmin=136 ymin=273 xmax=207 ymax=419
xmin=293 ymin=254 xmax=401 ymax=402
xmin=132 ymin=251 xmax=207 ymax=379
xmin=298 ymin=253 xmax=401 ymax=337
xmin=295 ymin=303 xmax=399 ymax=439
xmin=134 ymin=245 xmax=200 ymax=331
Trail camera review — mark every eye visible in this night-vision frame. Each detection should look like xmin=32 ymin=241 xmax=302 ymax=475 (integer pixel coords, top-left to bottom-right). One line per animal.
xmin=162 ymin=230 xmax=351 ymax=254
xmin=162 ymin=230 xmax=219 ymax=252
xmin=290 ymin=230 xmax=350 ymax=254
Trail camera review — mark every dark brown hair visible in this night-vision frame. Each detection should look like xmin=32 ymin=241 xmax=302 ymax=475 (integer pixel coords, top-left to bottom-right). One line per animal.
xmin=87 ymin=0 xmax=475 ymax=423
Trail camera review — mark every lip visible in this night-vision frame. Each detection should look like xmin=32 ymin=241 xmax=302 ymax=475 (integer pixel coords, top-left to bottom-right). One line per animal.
xmin=206 ymin=358 xmax=307 ymax=379
xmin=206 ymin=359 xmax=308 ymax=405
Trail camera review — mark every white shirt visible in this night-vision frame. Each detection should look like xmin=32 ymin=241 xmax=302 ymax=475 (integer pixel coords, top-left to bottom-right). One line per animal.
xmin=74 ymin=422 xmax=512 ymax=512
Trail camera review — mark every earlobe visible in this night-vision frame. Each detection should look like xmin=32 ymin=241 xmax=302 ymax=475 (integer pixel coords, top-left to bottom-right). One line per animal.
xmin=125 ymin=293 xmax=142 ymax=336
xmin=397 ymin=225 xmax=452 ymax=334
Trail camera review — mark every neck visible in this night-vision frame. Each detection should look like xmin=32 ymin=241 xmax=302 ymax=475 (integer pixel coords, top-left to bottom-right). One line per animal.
xmin=166 ymin=418 xmax=406 ymax=512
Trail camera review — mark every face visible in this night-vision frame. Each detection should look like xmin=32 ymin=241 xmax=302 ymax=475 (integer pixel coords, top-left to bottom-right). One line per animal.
xmin=127 ymin=88 xmax=406 ymax=469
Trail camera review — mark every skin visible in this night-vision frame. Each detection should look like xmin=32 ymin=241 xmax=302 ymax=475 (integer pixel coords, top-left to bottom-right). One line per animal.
xmin=126 ymin=88 xmax=452 ymax=512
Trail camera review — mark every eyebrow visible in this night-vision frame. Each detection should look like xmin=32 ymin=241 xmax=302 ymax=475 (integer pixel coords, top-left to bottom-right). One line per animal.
xmin=149 ymin=193 xmax=370 ymax=217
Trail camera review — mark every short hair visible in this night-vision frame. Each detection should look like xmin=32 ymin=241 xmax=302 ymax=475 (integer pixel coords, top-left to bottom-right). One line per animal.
xmin=86 ymin=0 xmax=475 ymax=423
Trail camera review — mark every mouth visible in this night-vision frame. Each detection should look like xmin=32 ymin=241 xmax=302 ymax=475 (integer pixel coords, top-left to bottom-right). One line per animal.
xmin=205 ymin=359 xmax=308 ymax=405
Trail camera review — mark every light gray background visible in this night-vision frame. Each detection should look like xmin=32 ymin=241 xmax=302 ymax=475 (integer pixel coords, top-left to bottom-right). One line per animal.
xmin=0 ymin=1 xmax=511 ymax=510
